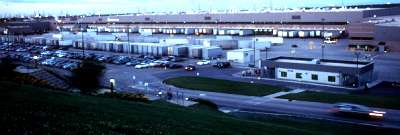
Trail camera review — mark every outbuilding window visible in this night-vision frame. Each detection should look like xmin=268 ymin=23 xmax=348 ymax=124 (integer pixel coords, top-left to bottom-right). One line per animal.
xmin=280 ymin=71 xmax=287 ymax=77
xmin=204 ymin=16 xmax=212 ymax=20
xmin=328 ymin=76 xmax=336 ymax=82
xmin=296 ymin=73 xmax=302 ymax=79
xmin=311 ymin=74 xmax=318 ymax=80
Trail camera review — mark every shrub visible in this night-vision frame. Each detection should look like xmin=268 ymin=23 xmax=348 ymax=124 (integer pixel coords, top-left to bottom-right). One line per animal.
xmin=70 ymin=60 xmax=105 ymax=94
xmin=102 ymin=92 xmax=149 ymax=102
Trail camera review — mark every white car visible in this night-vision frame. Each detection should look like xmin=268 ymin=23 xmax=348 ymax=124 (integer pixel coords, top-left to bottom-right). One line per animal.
xmin=324 ymin=38 xmax=337 ymax=44
xmin=40 ymin=51 xmax=52 ymax=56
xmin=196 ymin=60 xmax=211 ymax=65
xmin=134 ymin=63 xmax=150 ymax=69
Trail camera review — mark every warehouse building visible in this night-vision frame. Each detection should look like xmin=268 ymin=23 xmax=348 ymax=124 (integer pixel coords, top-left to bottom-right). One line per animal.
xmin=348 ymin=15 xmax=400 ymax=52
xmin=261 ymin=57 xmax=374 ymax=87
xmin=0 ymin=21 xmax=53 ymax=35
xmin=227 ymin=48 xmax=260 ymax=65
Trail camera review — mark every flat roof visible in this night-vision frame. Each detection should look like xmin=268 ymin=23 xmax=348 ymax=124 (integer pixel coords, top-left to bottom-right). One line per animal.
xmin=364 ymin=15 xmax=400 ymax=27
xmin=275 ymin=58 xmax=367 ymax=68
xmin=263 ymin=56 xmax=374 ymax=75
xmin=228 ymin=48 xmax=255 ymax=52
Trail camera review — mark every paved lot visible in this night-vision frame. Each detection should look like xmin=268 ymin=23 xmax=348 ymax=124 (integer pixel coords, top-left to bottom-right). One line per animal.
xmin=4 ymin=35 xmax=400 ymax=129
xmin=72 ymin=35 xmax=400 ymax=93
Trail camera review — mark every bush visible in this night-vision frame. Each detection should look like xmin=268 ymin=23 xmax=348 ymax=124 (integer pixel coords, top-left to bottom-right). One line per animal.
xmin=102 ymin=92 xmax=149 ymax=102
xmin=70 ymin=60 xmax=105 ymax=94
xmin=195 ymin=99 xmax=218 ymax=110
xmin=0 ymin=56 xmax=17 ymax=79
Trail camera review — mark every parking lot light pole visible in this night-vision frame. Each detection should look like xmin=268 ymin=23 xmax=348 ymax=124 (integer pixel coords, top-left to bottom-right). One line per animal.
xmin=321 ymin=18 xmax=325 ymax=38
xmin=321 ymin=44 xmax=325 ymax=60
xmin=127 ymin=24 xmax=130 ymax=51
xmin=355 ymin=51 xmax=361 ymax=69
xmin=109 ymin=79 xmax=116 ymax=93
xmin=33 ymin=56 xmax=40 ymax=68
xmin=353 ymin=51 xmax=361 ymax=87
xmin=81 ymin=24 xmax=85 ymax=56
xmin=4 ymin=28 xmax=9 ymax=53
xmin=253 ymin=38 xmax=256 ymax=67
xmin=132 ymin=75 xmax=136 ymax=86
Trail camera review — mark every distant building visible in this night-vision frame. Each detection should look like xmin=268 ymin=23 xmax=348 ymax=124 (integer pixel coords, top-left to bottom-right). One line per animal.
xmin=348 ymin=15 xmax=400 ymax=52
xmin=1 ymin=21 xmax=53 ymax=35
xmin=227 ymin=48 xmax=260 ymax=65
xmin=261 ymin=57 xmax=374 ymax=88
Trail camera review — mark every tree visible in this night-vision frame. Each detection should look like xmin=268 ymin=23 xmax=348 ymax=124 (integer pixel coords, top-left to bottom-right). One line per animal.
xmin=70 ymin=60 xmax=105 ymax=94
xmin=0 ymin=56 xmax=17 ymax=79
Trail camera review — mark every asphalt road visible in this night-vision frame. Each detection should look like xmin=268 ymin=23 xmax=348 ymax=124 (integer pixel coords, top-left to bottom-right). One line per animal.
xmin=4 ymin=35 xmax=400 ymax=129
xmin=156 ymin=86 xmax=400 ymax=129
xmin=101 ymin=64 xmax=400 ymax=129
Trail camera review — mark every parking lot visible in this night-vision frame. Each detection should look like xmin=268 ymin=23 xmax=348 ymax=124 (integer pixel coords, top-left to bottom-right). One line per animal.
xmin=1 ymin=34 xmax=400 ymax=92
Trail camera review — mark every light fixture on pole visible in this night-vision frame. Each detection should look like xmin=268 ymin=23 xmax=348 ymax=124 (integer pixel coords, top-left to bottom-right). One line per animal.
xmin=321 ymin=44 xmax=326 ymax=60
xmin=109 ymin=79 xmax=116 ymax=93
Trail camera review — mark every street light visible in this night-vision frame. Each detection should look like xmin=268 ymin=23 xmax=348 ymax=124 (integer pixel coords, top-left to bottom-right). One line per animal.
xmin=132 ymin=75 xmax=136 ymax=86
xmin=321 ymin=44 xmax=326 ymax=59
xmin=321 ymin=18 xmax=325 ymax=38
xmin=354 ymin=51 xmax=361 ymax=69
xmin=32 ymin=56 xmax=40 ymax=68
xmin=352 ymin=50 xmax=362 ymax=87
xmin=109 ymin=79 xmax=116 ymax=93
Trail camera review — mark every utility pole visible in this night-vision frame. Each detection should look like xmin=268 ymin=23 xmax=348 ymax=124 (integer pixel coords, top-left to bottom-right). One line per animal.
xmin=354 ymin=51 xmax=361 ymax=87
xmin=355 ymin=51 xmax=361 ymax=69
xmin=81 ymin=24 xmax=85 ymax=56
xmin=321 ymin=44 xmax=325 ymax=60
xmin=321 ymin=18 xmax=325 ymax=38
xmin=127 ymin=24 xmax=130 ymax=53
xmin=253 ymin=18 xmax=256 ymax=68
xmin=321 ymin=18 xmax=326 ymax=60
xmin=253 ymin=38 xmax=256 ymax=67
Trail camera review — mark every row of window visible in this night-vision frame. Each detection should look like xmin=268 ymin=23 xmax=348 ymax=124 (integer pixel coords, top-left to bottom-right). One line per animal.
xmin=280 ymin=71 xmax=336 ymax=82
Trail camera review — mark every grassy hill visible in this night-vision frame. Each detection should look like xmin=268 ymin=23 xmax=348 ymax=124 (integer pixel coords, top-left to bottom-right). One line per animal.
xmin=0 ymin=82 xmax=398 ymax=135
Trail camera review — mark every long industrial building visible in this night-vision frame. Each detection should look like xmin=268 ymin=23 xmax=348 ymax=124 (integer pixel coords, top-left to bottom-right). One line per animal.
xmin=55 ymin=6 xmax=400 ymax=51
xmin=1 ymin=5 xmax=400 ymax=51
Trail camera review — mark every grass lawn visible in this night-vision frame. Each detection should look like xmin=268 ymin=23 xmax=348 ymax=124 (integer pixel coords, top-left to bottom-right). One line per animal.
xmin=279 ymin=91 xmax=400 ymax=109
xmin=0 ymin=82 xmax=398 ymax=135
xmin=163 ymin=76 xmax=288 ymax=96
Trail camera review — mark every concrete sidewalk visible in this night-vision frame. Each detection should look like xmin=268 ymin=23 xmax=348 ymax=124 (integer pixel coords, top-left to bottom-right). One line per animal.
xmin=245 ymin=89 xmax=305 ymax=105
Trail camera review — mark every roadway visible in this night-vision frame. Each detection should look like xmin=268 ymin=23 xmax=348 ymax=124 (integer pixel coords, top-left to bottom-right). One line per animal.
xmin=164 ymin=88 xmax=400 ymax=129
xmin=104 ymin=64 xmax=400 ymax=130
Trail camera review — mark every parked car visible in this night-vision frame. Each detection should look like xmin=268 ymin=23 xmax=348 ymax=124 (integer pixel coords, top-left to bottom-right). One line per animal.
xmin=135 ymin=63 xmax=150 ymax=69
xmin=213 ymin=62 xmax=231 ymax=69
xmin=169 ymin=56 xmax=185 ymax=62
xmin=16 ymin=48 xmax=27 ymax=52
xmin=113 ymin=56 xmax=130 ymax=65
xmin=126 ymin=61 xmax=140 ymax=66
xmin=330 ymin=103 xmax=385 ymax=119
xmin=185 ymin=65 xmax=196 ymax=71
xmin=168 ymin=64 xmax=183 ymax=69
xmin=40 ymin=51 xmax=52 ymax=56
xmin=196 ymin=60 xmax=211 ymax=65
xmin=97 ymin=56 xmax=110 ymax=62
xmin=41 ymin=58 xmax=57 ymax=66
xmin=392 ymin=81 xmax=400 ymax=88
xmin=149 ymin=62 xmax=162 ymax=67
xmin=63 ymin=62 xmax=80 ymax=71
xmin=324 ymin=38 xmax=338 ymax=44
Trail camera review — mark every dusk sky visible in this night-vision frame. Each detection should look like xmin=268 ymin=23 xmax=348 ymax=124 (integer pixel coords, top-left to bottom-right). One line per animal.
xmin=0 ymin=0 xmax=398 ymax=16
